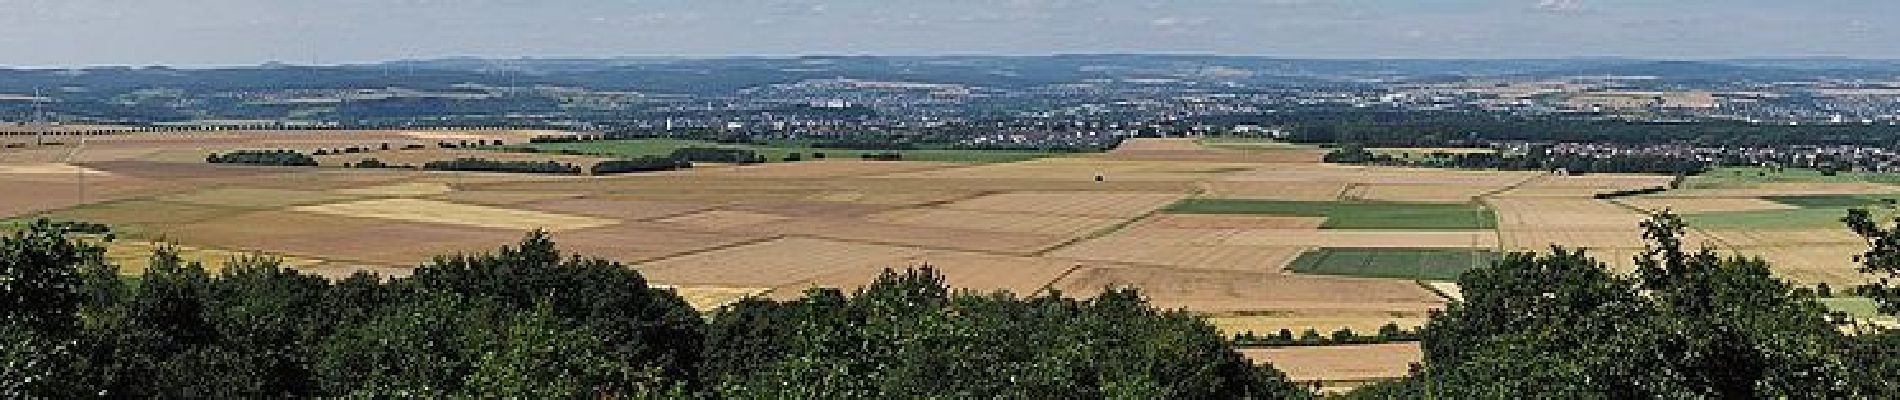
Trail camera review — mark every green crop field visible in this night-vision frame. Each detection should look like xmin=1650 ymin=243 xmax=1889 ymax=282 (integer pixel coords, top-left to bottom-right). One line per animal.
xmin=1685 ymin=167 xmax=1900 ymax=189
xmin=1163 ymin=199 xmax=1496 ymax=229
xmin=1287 ymin=248 xmax=1496 ymax=281
xmin=1683 ymin=194 xmax=1900 ymax=229
xmin=505 ymin=139 xmax=1063 ymax=164
xmin=1765 ymin=194 xmax=1900 ymax=209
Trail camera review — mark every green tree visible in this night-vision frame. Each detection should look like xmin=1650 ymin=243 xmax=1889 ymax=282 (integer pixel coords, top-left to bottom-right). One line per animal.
xmin=1392 ymin=212 xmax=1857 ymax=398
xmin=1 ymin=219 xmax=105 ymax=335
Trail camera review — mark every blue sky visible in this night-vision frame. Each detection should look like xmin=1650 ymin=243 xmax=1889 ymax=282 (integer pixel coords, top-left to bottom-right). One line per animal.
xmin=2 ymin=0 xmax=1896 ymax=66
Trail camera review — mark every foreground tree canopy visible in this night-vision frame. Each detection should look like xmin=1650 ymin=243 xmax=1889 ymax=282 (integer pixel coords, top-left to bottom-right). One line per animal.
xmin=5 ymin=210 xmax=1900 ymax=398
xmin=0 ymin=220 xmax=1305 ymax=398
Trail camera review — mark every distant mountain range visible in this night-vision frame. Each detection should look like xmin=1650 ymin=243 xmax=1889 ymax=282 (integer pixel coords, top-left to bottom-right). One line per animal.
xmin=5 ymin=55 xmax=1900 ymax=96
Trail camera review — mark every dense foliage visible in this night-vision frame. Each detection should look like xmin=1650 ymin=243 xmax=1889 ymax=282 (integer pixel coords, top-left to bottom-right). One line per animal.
xmin=420 ymin=157 xmax=582 ymax=174
xmin=0 ymin=221 xmax=1307 ymax=398
xmin=590 ymin=156 xmax=692 ymax=175
xmin=667 ymin=147 xmax=766 ymax=164
xmin=204 ymin=150 xmax=318 ymax=167
xmin=1346 ymin=212 xmax=1899 ymax=398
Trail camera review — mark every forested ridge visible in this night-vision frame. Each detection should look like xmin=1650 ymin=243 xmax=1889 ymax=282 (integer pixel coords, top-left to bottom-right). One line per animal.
xmin=5 ymin=210 xmax=1900 ymax=398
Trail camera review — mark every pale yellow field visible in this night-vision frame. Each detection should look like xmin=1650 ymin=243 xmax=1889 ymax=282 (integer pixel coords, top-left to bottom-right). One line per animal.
xmin=159 ymin=187 xmax=363 ymax=209
xmin=1352 ymin=183 xmax=1495 ymax=203
xmin=1703 ymin=229 xmax=1862 ymax=247
xmin=102 ymin=240 xmax=324 ymax=275
xmin=1130 ymin=214 xmax=1328 ymax=230
xmin=1732 ymin=245 xmax=1872 ymax=287
xmin=660 ymin=286 xmax=767 ymax=311
xmin=1223 ymin=229 xmax=1497 ymax=248
xmin=338 ymin=182 xmax=454 ymax=197
xmin=0 ymin=163 xmax=112 ymax=175
xmin=870 ymin=208 xmax=1124 ymax=236
xmin=293 ymin=198 xmax=617 ymax=231
xmin=638 ymin=237 xmax=930 ymax=288
xmin=939 ymin=191 xmax=1186 ymax=217
xmin=1048 ymin=240 xmax=1306 ymax=272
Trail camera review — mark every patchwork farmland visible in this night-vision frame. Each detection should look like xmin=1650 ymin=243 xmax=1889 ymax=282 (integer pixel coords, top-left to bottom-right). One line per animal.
xmin=6 ymin=133 xmax=1891 ymax=386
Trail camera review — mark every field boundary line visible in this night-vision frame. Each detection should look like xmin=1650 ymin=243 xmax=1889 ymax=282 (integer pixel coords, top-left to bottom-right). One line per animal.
xmin=629 ymin=234 xmax=789 ymax=264
xmin=1031 ymin=209 xmax=1166 ymax=256
xmin=628 ymin=204 xmax=734 ymax=223
xmin=776 ymin=234 xmax=1039 ymax=258
xmin=1030 ymin=262 xmax=1089 ymax=297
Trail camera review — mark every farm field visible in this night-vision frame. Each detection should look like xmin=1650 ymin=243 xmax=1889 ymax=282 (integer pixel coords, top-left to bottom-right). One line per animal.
xmin=12 ymin=133 xmax=1900 ymax=385
xmin=1287 ymin=248 xmax=1496 ymax=281
xmin=1242 ymin=343 xmax=1424 ymax=391
xmin=1164 ymin=199 xmax=1496 ymax=229
xmin=512 ymin=138 xmax=1061 ymax=164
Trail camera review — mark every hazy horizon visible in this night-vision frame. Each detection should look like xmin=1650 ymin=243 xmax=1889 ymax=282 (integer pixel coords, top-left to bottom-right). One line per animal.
xmin=5 ymin=0 xmax=1898 ymax=67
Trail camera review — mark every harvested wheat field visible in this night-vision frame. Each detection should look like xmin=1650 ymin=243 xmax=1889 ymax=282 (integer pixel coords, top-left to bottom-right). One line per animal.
xmin=166 ymin=211 xmax=527 ymax=266
xmin=741 ymin=217 xmax=1066 ymax=254
xmin=1496 ymin=174 xmax=1673 ymax=197
xmin=159 ymin=187 xmax=364 ymax=209
xmin=1351 ymin=184 xmax=1496 ymax=203
xmin=637 ymin=237 xmax=931 ymax=288
xmin=1048 ymin=239 xmax=1307 ymax=272
xmin=337 ymin=182 xmax=454 ymax=197
xmin=658 ymin=210 xmax=793 ymax=231
xmin=294 ymin=198 xmax=617 ymax=231
xmin=661 ymin=286 xmax=769 ymax=311
xmin=553 ymin=222 xmax=775 ymax=263
xmin=1730 ymin=245 xmax=1872 ymax=287
xmin=940 ymin=191 xmax=1185 ymax=217
xmin=773 ymin=251 xmax=1082 ymax=299
xmin=519 ymin=198 xmax=721 ymax=221
xmin=1129 ymin=214 xmax=1328 ymax=230
xmin=103 ymin=240 xmax=324 ymax=275
xmin=870 ymin=208 xmax=1123 ymax=236
xmin=1223 ymin=229 xmax=1497 ymax=248
xmin=1702 ymin=229 xmax=1862 ymax=247
xmin=1050 ymin=267 xmax=1445 ymax=315
xmin=1617 ymin=197 xmax=1798 ymax=214
xmin=1242 ymin=344 xmax=1423 ymax=389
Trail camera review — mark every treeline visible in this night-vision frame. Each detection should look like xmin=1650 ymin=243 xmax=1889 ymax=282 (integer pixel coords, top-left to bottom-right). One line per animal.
xmin=0 ymin=221 xmax=1309 ymax=398
xmin=667 ymin=147 xmax=766 ymax=164
xmin=420 ymin=158 xmax=582 ymax=174
xmin=591 ymin=156 xmax=691 ymax=175
xmin=1258 ymin=112 xmax=1900 ymax=147
xmin=204 ymin=150 xmax=318 ymax=166
xmin=1233 ymin=323 xmax=1419 ymax=348
xmin=1324 ymin=144 xmax=1709 ymax=175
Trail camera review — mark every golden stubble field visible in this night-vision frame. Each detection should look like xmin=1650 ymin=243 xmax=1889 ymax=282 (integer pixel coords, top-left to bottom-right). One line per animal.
xmin=8 ymin=135 xmax=1890 ymax=385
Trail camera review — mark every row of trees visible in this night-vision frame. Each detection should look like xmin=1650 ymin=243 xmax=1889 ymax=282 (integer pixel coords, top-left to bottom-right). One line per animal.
xmin=203 ymin=150 xmax=318 ymax=166
xmin=1268 ymin=112 xmax=1900 ymax=147
xmin=419 ymin=158 xmax=583 ymax=174
xmin=591 ymin=156 xmax=692 ymax=175
xmin=1232 ymin=323 xmax=1419 ymax=348
xmin=1323 ymin=144 xmax=1710 ymax=175
xmin=0 ymin=221 xmax=1307 ymax=398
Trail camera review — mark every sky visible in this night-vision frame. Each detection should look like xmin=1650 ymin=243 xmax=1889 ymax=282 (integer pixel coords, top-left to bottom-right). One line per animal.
xmin=2 ymin=0 xmax=1897 ymax=66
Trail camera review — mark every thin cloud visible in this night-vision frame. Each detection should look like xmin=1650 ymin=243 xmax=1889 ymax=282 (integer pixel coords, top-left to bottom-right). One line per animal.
xmin=1536 ymin=0 xmax=1584 ymax=13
